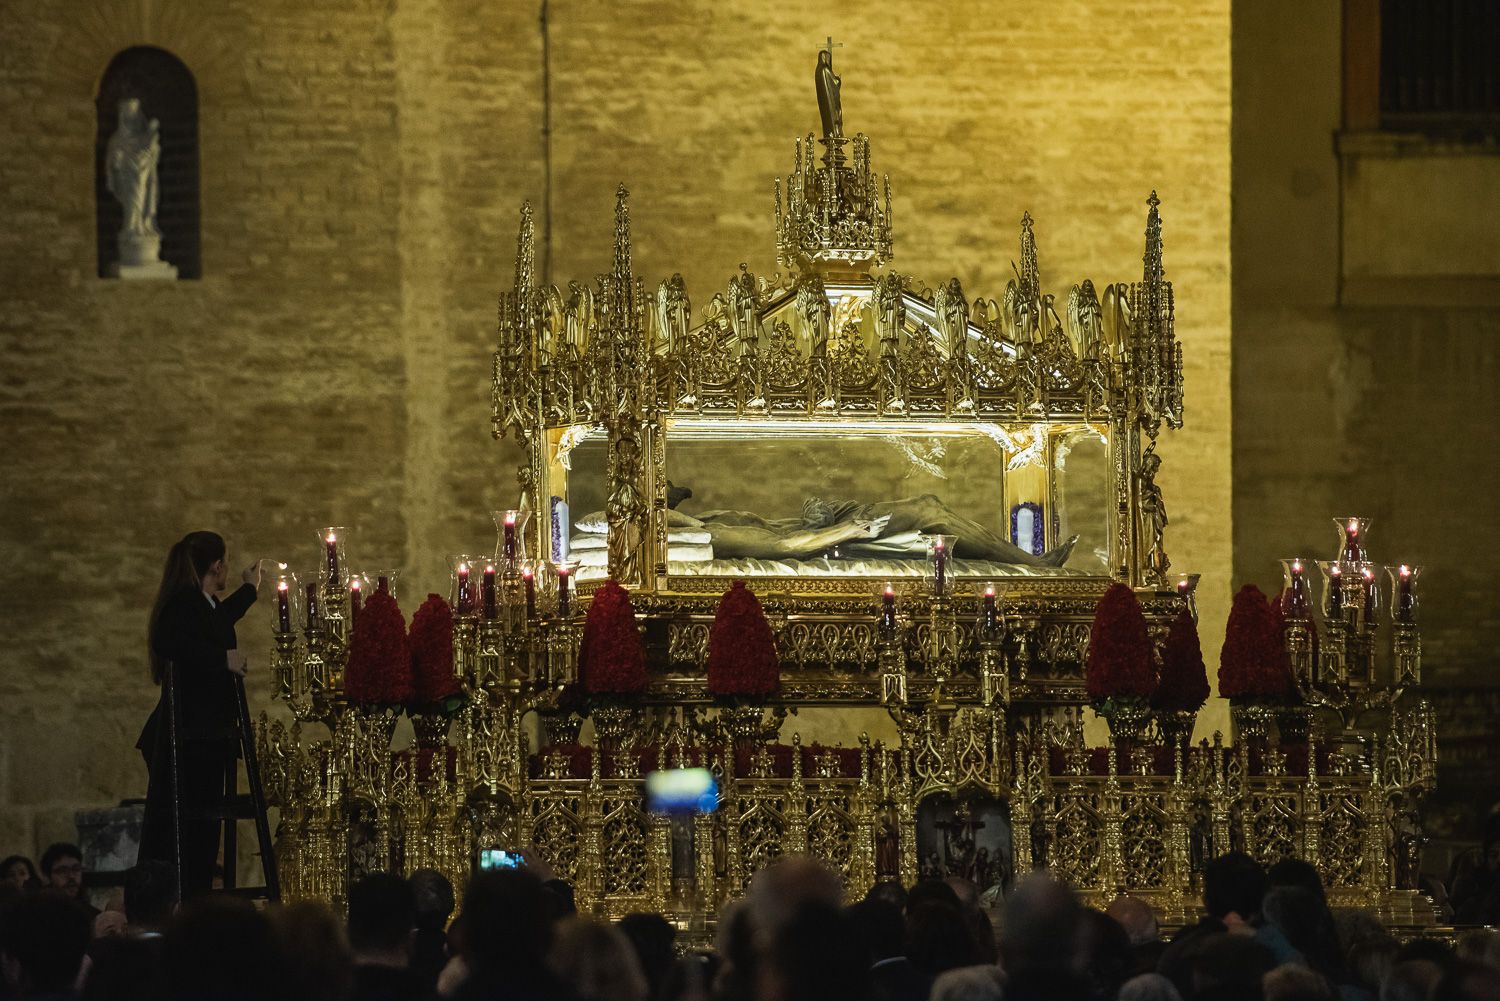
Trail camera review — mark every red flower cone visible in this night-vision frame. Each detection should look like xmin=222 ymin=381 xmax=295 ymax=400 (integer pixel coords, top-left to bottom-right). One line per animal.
xmin=579 ymin=579 xmax=647 ymax=695
xmin=1086 ymin=583 xmax=1156 ymax=700
xmin=1219 ymin=584 xmax=1293 ymax=700
xmin=345 ymin=588 xmax=412 ymax=704
xmin=409 ymin=593 xmax=459 ymax=706
xmin=1153 ymin=607 xmax=1209 ymax=712
xmin=707 ymin=581 xmax=780 ymax=697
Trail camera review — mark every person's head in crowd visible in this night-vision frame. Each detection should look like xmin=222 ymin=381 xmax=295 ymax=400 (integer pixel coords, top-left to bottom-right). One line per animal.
xmin=845 ymin=898 xmax=905 ymax=963
xmin=930 ymin=964 xmax=1005 ymax=1001
xmin=944 ymin=877 xmax=981 ymax=914
xmin=1076 ymin=908 xmax=1133 ymax=1001
xmin=548 ymin=916 xmax=649 ymax=1001
xmin=1203 ymin=851 xmax=1269 ymax=929
xmin=1002 ymin=872 xmax=1082 ymax=976
xmin=906 ymin=901 xmax=980 ymax=978
xmin=83 ymin=936 xmax=165 ymax=1001
xmin=1260 ymin=886 xmax=1332 ymax=960
xmin=712 ymin=900 xmax=756 ymax=1001
xmin=164 ymin=896 xmax=279 ymax=1001
xmin=746 ymin=856 xmax=843 ymax=946
xmin=346 ymin=872 xmax=416 ymax=967
xmin=759 ymin=901 xmax=869 ymax=1001
xmin=93 ymin=909 xmax=129 ymax=939
xmin=458 ymin=869 xmax=554 ymax=981
xmin=1119 ymin=972 xmax=1184 ymax=1001
xmin=1394 ymin=936 xmax=1455 ymax=969
xmin=1263 ymin=965 xmax=1335 ymax=1001
xmin=1432 ymin=960 xmax=1500 ymax=1001
xmin=661 ymin=952 xmax=719 ymax=1001
xmin=38 ymin=843 xmax=86 ymax=903
xmin=864 ymin=880 xmax=908 ymax=911
xmin=1331 ymin=907 xmax=1390 ymax=956
xmin=272 ymin=901 xmax=353 ymax=1001
xmin=542 ymin=876 xmax=577 ymax=921
xmin=1189 ymin=934 xmax=1274 ymax=1001
xmin=408 ymin=868 xmax=454 ymax=931
xmin=123 ymin=860 xmax=178 ymax=934
xmin=1266 ymin=858 xmax=1327 ymax=904
xmin=618 ymin=912 xmax=677 ymax=1001
xmin=1455 ymin=928 xmax=1500 ymax=967
xmin=1380 ymin=959 xmax=1445 ymax=1001
xmin=0 ymin=857 xmax=37 ymax=893
xmin=0 ymin=891 xmax=92 ymax=998
xmin=907 ymin=878 xmax=964 ymax=915
xmin=1346 ymin=934 xmax=1398 ymax=993
xmin=1106 ymin=895 xmax=1160 ymax=947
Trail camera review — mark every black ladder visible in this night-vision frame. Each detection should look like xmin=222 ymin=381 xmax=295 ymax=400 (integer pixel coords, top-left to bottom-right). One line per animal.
xmin=164 ymin=666 xmax=281 ymax=901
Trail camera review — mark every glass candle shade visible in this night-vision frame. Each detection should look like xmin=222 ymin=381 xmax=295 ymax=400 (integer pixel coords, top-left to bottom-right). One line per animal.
xmin=925 ymin=534 xmax=957 ymax=597
xmin=319 ymin=527 xmax=349 ymax=588
xmin=1387 ymin=564 xmax=1421 ymax=625
xmin=879 ymin=582 xmax=898 ymax=638
xmin=1279 ymin=558 xmax=1313 ymax=621
xmin=493 ymin=508 xmax=529 ymax=566
xmin=348 ymin=576 xmax=364 ymax=624
xmin=555 ymin=562 xmax=574 ymax=618
xmin=367 ymin=569 xmax=401 ymax=600
xmin=1334 ymin=517 xmax=1371 ymax=565
xmin=449 ymin=554 xmax=477 ymax=615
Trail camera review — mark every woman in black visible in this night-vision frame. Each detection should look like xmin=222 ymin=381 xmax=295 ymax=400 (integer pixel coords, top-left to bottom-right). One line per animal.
xmin=137 ymin=530 xmax=260 ymax=898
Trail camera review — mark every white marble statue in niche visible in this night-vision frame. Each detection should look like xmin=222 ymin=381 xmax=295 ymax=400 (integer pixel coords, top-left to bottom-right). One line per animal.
xmin=105 ymin=98 xmax=177 ymax=279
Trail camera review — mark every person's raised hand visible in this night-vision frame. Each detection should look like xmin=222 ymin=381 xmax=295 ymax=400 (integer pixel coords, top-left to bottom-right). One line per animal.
xmin=242 ymin=559 xmax=262 ymax=588
xmin=227 ymin=651 xmax=249 ymax=677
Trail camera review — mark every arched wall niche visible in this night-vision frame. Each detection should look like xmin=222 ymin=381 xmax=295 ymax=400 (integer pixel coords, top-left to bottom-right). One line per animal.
xmin=95 ymin=45 xmax=199 ymax=279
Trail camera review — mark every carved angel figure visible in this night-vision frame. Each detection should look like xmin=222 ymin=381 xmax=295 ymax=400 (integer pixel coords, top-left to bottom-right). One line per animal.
xmin=934 ymin=277 xmax=969 ymax=355
xmin=655 ymin=274 xmax=691 ymax=350
xmin=727 ymin=265 xmax=759 ymax=350
xmin=1066 ymin=280 xmax=1104 ymax=360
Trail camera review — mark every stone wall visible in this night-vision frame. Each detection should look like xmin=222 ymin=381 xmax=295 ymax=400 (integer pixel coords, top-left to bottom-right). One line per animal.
xmin=0 ymin=0 xmax=1231 ymax=854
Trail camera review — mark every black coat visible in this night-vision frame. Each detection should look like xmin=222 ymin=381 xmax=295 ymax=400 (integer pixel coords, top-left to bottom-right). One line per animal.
xmin=137 ymin=583 xmax=257 ymax=750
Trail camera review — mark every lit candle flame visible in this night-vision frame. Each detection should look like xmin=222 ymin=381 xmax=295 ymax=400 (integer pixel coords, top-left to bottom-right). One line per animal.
xmin=1330 ymin=564 xmax=1342 ymax=577
xmin=523 ymin=567 xmax=534 ymax=579
xmin=350 ymin=578 xmax=360 ymax=590
xmin=1347 ymin=518 xmax=1359 ymax=534
xmin=1361 ymin=566 xmax=1375 ymax=582
xmin=326 ymin=532 xmax=337 ymax=544
xmin=985 ymin=585 xmax=995 ymax=597
xmin=278 ymin=580 xmax=288 ymax=592
xmin=884 ymin=584 xmax=894 ymax=596
xmin=1399 ymin=564 xmax=1411 ymax=577
xmin=485 ymin=563 xmax=495 ymax=574
xmin=459 ymin=562 xmax=469 ymax=573
xmin=504 ymin=512 xmax=516 ymax=526
xmin=1292 ymin=559 xmax=1302 ymax=573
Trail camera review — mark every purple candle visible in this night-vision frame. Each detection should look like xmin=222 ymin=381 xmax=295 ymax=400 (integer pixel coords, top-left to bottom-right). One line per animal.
xmin=277 ymin=581 xmax=291 ymax=633
xmin=482 ymin=564 xmax=497 ymax=620
xmin=306 ymin=582 xmax=319 ymax=625
xmin=349 ymin=578 xmax=362 ymax=623
xmin=1287 ymin=560 xmax=1309 ymax=619
xmin=557 ymin=566 xmax=571 ymax=618
xmin=932 ymin=538 xmax=948 ymax=597
xmin=457 ymin=563 xmax=472 ymax=614
xmin=880 ymin=584 xmax=897 ymax=635
xmin=982 ymin=585 xmax=998 ymax=632
xmin=1361 ymin=566 xmax=1376 ymax=620
xmin=325 ymin=532 xmax=339 ymax=586
xmin=1396 ymin=565 xmax=1414 ymax=623
xmin=1342 ymin=519 xmax=1363 ymax=563
xmin=503 ymin=512 xmax=517 ymax=561
xmin=524 ymin=567 xmax=537 ymax=619
xmin=1327 ymin=565 xmax=1343 ymax=615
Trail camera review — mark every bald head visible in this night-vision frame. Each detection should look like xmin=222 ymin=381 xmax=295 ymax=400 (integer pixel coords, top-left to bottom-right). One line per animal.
xmin=1105 ymin=895 xmax=1160 ymax=947
xmin=746 ymin=855 xmax=844 ymax=943
xmin=1002 ymin=872 xmax=1081 ymax=974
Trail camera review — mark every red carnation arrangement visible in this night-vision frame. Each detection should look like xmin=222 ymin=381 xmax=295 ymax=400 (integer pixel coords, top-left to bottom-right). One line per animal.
xmin=1219 ymin=584 xmax=1294 ymax=700
xmin=409 ymin=593 xmax=462 ymax=709
xmin=344 ymin=588 xmax=413 ymax=705
xmin=707 ymin=581 xmax=780 ymax=697
xmin=1152 ymin=607 xmax=1209 ymax=712
xmin=579 ymin=579 xmax=647 ymax=695
xmin=1085 ymin=583 xmax=1156 ymax=700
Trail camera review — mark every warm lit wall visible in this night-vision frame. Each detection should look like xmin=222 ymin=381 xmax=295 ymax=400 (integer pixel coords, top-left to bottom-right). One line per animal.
xmin=0 ymin=0 xmax=1231 ymax=853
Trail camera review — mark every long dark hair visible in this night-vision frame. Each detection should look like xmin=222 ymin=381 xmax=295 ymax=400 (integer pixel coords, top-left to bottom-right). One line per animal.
xmin=148 ymin=531 xmax=225 ymax=683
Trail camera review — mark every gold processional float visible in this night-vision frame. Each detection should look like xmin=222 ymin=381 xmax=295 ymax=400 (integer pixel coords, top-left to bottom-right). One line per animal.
xmin=256 ymin=50 xmax=1439 ymax=930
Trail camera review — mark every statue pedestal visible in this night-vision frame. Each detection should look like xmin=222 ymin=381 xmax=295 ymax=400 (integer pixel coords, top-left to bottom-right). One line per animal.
xmin=111 ymin=260 xmax=178 ymax=280
xmin=110 ymin=232 xmax=177 ymax=280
